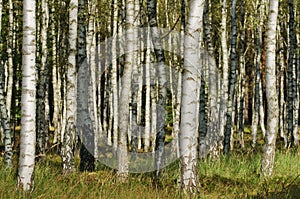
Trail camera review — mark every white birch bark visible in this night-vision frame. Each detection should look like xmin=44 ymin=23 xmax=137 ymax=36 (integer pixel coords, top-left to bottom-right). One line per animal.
xmin=117 ymin=0 xmax=135 ymax=182
xmin=51 ymin=0 xmax=61 ymax=145
xmin=204 ymin=0 xmax=219 ymax=158
xmin=36 ymin=0 xmax=49 ymax=157
xmin=111 ymin=0 xmax=119 ymax=151
xmin=0 ymin=65 xmax=13 ymax=167
xmin=147 ymin=0 xmax=167 ymax=179
xmin=179 ymin=0 xmax=204 ymax=195
xmin=0 ymin=0 xmax=13 ymax=167
xmin=144 ymin=29 xmax=152 ymax=152
xmin=224 ymin=0 xmax=237 ymax=154
xmin=0 ymin=0 xmax=2 ymax=144
xmin=261 ymin=0 xmax=279 ymax=178
xmin=17 ymin=0 xmax=36 ymax=190
xmin=219 ymin=0 xmax=229 ymax=151
xmin=5 ymin=0 xmax=13 ymax=119
xmin=61 ymin=0 xmax=78 ymax=174
xmin=278 ymin=25 xmax=287 ymax=146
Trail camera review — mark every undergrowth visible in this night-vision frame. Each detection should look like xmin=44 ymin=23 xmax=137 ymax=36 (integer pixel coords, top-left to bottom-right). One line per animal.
xmin=0 ymin=148 xmax=299 ymax=199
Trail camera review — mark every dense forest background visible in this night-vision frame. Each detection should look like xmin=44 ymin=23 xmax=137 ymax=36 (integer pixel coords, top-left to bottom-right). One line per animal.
xmin=0 ymin=0 xmax=299 ymax=197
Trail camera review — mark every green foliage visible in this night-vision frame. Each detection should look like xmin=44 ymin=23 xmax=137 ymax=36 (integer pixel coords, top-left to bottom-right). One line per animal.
xmin=0 ymin=149 xmax=299 ymax=198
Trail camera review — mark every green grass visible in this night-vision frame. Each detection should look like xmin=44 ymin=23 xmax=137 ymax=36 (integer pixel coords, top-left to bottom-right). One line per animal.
xmin=1 ymin=127 xmax=300 ymax=199
xmin=0 ymin=149 xmax=299 ymax=199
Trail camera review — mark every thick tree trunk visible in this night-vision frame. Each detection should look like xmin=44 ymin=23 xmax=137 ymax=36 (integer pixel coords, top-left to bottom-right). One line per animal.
xmin=261 ymin=0 xmax=279 ymax=178
xmin=179 ymin=0 xmax=204 ymax=195
xmin=117 ymin=0 xmax=135 ymax=182
xmin=17 ymin=0 xmax=36 ymax=190
xmin=61 ymin=0 xmax=78 ymax=174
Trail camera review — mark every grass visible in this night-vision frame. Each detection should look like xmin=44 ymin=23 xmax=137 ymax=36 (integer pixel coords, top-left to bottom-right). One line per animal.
xmin=0 ymin=149 xmax=299 ymax=199
xmin=0 ymin=128 xmax=299 ymax=198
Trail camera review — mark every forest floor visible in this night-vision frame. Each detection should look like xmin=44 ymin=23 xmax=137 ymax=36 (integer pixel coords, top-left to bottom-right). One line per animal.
xmin=0 ymin=129 xmax=300 ymax=198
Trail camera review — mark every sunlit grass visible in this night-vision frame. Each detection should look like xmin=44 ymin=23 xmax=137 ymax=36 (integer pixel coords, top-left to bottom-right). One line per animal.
xmin=0 ymin=140 xmax=299 ymax=198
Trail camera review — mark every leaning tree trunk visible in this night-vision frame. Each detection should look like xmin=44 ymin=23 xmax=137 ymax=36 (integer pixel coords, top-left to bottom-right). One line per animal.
xmin=261 ymin=0 xmax=279 ymax=178
xmin=179 ymin=0 xmax=204 ymax=195
xmin=17 ymin=0 xmax=36 ymax=191
xmin=61 ymin=0 xmax=78 ymax=174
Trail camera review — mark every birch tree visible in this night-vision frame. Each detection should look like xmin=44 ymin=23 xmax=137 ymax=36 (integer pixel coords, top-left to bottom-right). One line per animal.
xmin=17 ymin=0 xmax=36 ymax=190
xmin=219 ymin=0 xmax=229 ymax=152
xmin=287 ymin=0 xmax=298 ymax=148
xmin=252 ymin=0 xmax=266 ymax=148
xmin=117 ymin=0 xmax=135 ymax=182
xmin=0 ymin=58 xmax=13 ymax=167
xmin=224 ymin=0 xmax=237 ymax=154
xmin=61 ymin=0 xmax=78 ymax=174
xmin=36 ymin=0 xmax=49 ymax=159
xmin=77 ymin=0 xmax=95 ymax=172
xmin=5 ymin=0 xmax=13 ymax=119
xmin=0 ymin=0 xmax=12 ymax=168
xmin=261 ymin=0 xmax=279 ymax=178
xmin=179 ymin=0 xmax=204 ymax=195
xmin=147 ymin=0 xmax=167 ymax=180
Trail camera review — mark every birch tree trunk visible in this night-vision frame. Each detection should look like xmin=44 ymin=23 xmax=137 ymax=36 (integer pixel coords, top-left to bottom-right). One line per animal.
xmin=36 ymin=0 xmax=49 ymax=159
xmin=0 ymin=63 xmax=13 ymax=167
xmin=144 ymin=29 xmax=152 ymax=153
xmin=77 ymin=0 xmax=95 ymax=172
xmin=171 ymin=0 xmax=185 ymax=158
xmin=278 ymin=23 xmax=287 ymax=147
xmin=17 ymin=0 xmax=36 ymax=190
xmin=0 ymin=0 xmax=12 ymax=168
xmin=111 ymin=0 xmax=119 ymax=151
xmin=147 ymin=0 xmax=167 ymax=180
xmin=203 ymin=0 xmax=219 ymax=158
xmin=252 ymin=0 xmax=266 ymax=148
xmin=130 ymin=0 xmax=141 ymax=153
xmin=61 ymin=0 xmax=78 ymax=174
xmin=51 ymin=0 xmax=62 ymax=146
xmin=0 ymin=0 xmax=3 ymax=145
xmin=117 ymin=0 xmax=135 ymax=182
xmin=219 ymin=0 xmax=229 ymax=151
xmin=287 ymin=0 xmax=298 ymax=148
xmin=224 ymin=0 xmax=237 ymax=154
xmin=5 ymin=0 xmax=13 ymax=120
xmin=261 ymin=0 xmax=279 ymax=178
xmin=237 ymin=7 xmax=245 ymax=148
xmin=179 ymin=0 xmax=204 ymax=195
